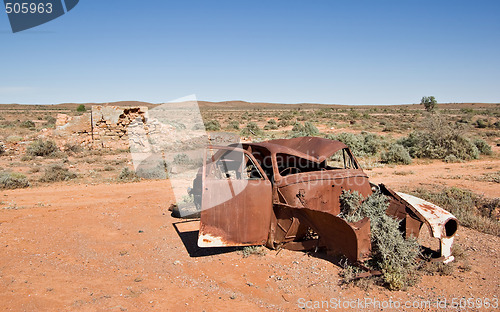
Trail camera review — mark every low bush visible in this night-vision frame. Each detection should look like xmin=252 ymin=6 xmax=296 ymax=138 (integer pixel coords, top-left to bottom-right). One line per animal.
xmin=380 ymin=144 xmax=412 ymax=165
xmin=444 ymin=154 xmax=461 ymax=163
xmin=204 ymin=120 xmax=221 ymax=131
xmin=240 ymin=122 xmax=262 ymax=136
xmin=227 ymin=120 xmax=240 ymax=130
xmin=289 ymin=121 xmax=319 ymax=137
xmin=478 ymin=171 xmax=500 ymax=184
xmin=339 ymin=191 xmax=420 ymax=290
xmin=40 ymin=165 xmax=77 ymax=182
xmin=264 ymin=119 xmax=278 ymax=130
xmin=279 ymin=112 xmax=293 ymax=121
xmin=327 ymin=132 xmax=387 ymax=157
xmin=44 ymin=116 xmax=57 ymax=127
xmin=473 ymin=138 xmax=492 ymax=155
xmin=398 ymin=116 xmax=479 ymax=161
xmin=64 ymin=143 xmax=83 ymax=154
xmin=474 ymin=119 xmax=488 ymax=128
xmin=277 ymin=119 xmax=289 ymax=127
xmin=239 ymin=246 xmax=267 ymax=258
xmin=0 ymin=172 xmax=30 ymax=189
xmin=20 ymin=120 xmax=36 ymax=129
xmin=26 ymin=139 xmax=58 ymax=157
xmin=136 ymin=162 xmax=168 ymax=179
xmin=118 ymin=167 xmax=139 ymax=182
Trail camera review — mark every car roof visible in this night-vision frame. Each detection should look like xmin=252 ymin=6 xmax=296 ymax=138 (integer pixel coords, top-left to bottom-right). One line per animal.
xmin=239 ymin=136 xmax=348 ymax=163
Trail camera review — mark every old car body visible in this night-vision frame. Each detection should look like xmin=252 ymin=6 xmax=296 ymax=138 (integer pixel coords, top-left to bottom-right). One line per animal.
xmin=190 ymin=136 xmax=458 ymax=264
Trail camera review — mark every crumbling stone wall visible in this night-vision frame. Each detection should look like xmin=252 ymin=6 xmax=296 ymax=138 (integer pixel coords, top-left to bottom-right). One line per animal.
xmin=90 ymin=106 xmax=148 ymax=149
xmin=54 ymin=106 xmax=149 ymax=149
xmin=92 ymin=106 xmax=148 ymax=141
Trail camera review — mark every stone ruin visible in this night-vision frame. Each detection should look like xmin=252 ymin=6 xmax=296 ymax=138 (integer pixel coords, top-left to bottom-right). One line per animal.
xmin=92 ymin=106 xmax=148 ymax=143
xmin=54 ymin=105 xmax=149 ymax=149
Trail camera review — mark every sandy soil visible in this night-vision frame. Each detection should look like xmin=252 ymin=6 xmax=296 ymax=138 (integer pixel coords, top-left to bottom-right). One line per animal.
xmin=0 ymin=171 xmax=499 ymax=311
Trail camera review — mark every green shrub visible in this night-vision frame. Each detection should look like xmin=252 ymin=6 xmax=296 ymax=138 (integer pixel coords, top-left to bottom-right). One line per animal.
xmin=362 ymin=133 xmax=385 ymax=155
xmin=264 ymin=119 xmax=278 ymax=130
xmin=326 ymin=132 xmax=386 ymax=157
xmin=478 ymin=171 xmax=500 ymax=184
xmin=421 ymin=261 xmax=455 ymax=276
xmin=339 ymin=191 xmax=420 ymax=290
xmin=279 ymin=112 xmax=293 ymax=121
xmin=20 ymin=120 xmax=36 ymax=128
xmin=0 ymin=172 xmax=30 ymax=189
xmin=26 ymin=139 xmax=58 ymax=156
xmin=118 ymin=167 xmax=139 ymax=181
xmin=44 ymin=116 xmax=56 ymax=127
xmin=340 ymin=263 xmax=364 ymax=287
xmin=304 ymin=121 xmax=319 ymax=135
xmin=348 ymin=109 xmax=361 ymax=120
xmin=277 ymin=119 xmax=289 ymax=127
xmin=289 ymin=121 xmax=319 ymax=137
xmin=473 ymin=139 xmax=492 ymax=155
xmin=239 ymin=246 xmax=267 ymax=258
xmin=241 ymin=122 xmax=261 ymax=136
xmin=227 ymin=120 xmax=240 ymax=130
xmin=76 ymin=104 xmax=86 ymax=112
xmin=474 ymin=119 xmax=488 ymax=128
xmin=398 ymin=116 xmax=479 ymax=161
xmin=40 ymin=165 xmax=77 ymax=182
xmin=204 ymin=119 xmax=221 ymax=131
xmin=291 ymin=122 xmax=303 ymax=132
xmin=444 ymin=154 xmax=461 ymax=163
xmin=136 ymin=163 xmax=168 ymax=179
xmin=64 ymin=143 xmax=83 ymax=154
xmin=381 ymin=144 xmax=412 ymax=165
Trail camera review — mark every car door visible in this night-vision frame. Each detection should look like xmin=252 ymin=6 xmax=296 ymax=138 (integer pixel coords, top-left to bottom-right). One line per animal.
xmin=198 ymin=146 xmax=273 ymax=247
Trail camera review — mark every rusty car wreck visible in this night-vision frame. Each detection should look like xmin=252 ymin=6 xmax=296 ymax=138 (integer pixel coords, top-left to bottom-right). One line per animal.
xmin=185 ymin=136 xmax=458 ymax=264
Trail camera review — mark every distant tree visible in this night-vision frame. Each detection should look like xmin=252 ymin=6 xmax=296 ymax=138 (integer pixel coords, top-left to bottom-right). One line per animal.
xmin=420 ymin=96 xmax=437 ymax=113
xmin=76 ymin=104 xmax=86 ymax=112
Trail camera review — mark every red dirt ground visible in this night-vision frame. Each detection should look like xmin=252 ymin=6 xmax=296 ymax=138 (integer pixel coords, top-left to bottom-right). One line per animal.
xmin=0 ymin=175 xmax=499 ymax=311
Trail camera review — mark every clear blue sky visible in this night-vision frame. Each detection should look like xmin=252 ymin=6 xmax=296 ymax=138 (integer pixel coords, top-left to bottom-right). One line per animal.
xmin=1 ymin=0 xmax=499 ymax=105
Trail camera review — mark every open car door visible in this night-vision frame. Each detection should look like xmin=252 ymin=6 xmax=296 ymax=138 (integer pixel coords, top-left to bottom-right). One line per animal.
xmin=198 ymin=146 xmax=273 ymax=247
